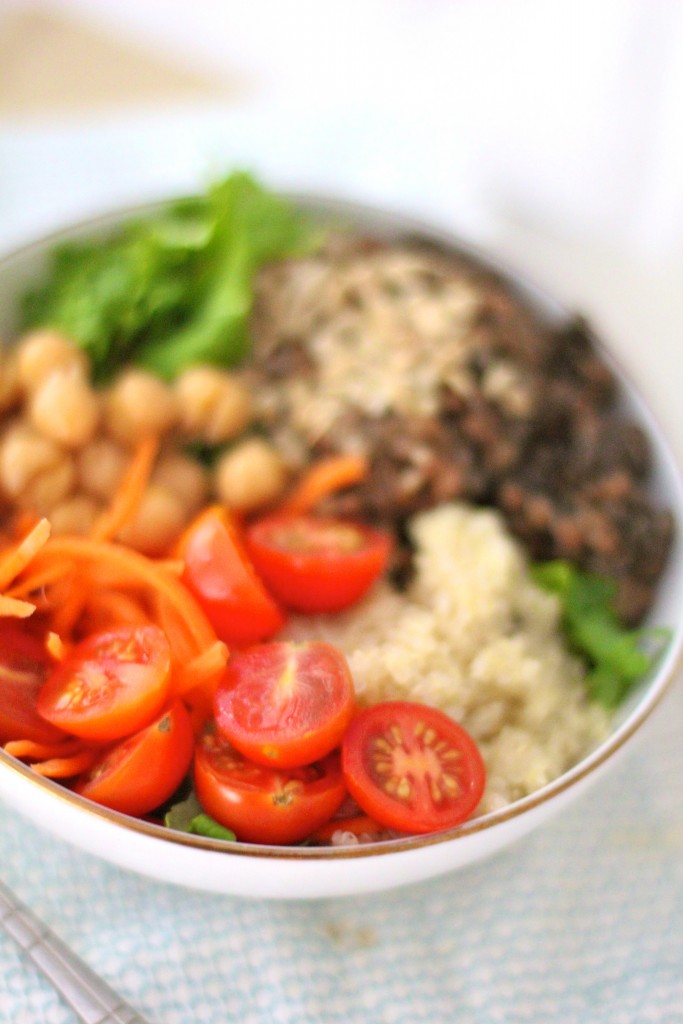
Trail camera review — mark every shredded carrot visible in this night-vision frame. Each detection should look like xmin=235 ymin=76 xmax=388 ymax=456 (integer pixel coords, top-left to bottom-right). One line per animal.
xmin=80 ymin=590 xmax=150 ymax=631
xmin=280 ymin=453 xmax=369 ymax=515
xmin=22 ymin=536 xmax=217 ymax=656
xmin=172 ymin=641 xmax=229 ymax=698
xmin=6 ymin=561 xmax=72 ymax=600
xmin=90 ymin=434 xmax=160 ymax=542
xmin=30 ymin=749 xmax=100 ymax=778
xmin=0 ymin=518 xmax=51 ymax=591
xmin=4 ymin=737 xmax=98 ymax=782
xmin=46 ymin=632 xmax=68 ymax=661
xmin=49 ymin=570 xmax=90 ymax=639
xmin=0 ymin=593 xmax=35 ymax=618
xmin=4 ymin=738 xmax=84 ymax=761
xmin=172 ymin=642 xmax=229 ymax=734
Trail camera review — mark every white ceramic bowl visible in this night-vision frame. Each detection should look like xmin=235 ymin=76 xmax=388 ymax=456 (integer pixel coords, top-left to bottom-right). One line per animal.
xmin=1 ymin=194 xmax=682 ymax=900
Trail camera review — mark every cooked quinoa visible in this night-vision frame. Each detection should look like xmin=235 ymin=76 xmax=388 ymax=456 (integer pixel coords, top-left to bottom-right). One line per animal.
xmin=285 ymin=502 xmax=610 ymax=815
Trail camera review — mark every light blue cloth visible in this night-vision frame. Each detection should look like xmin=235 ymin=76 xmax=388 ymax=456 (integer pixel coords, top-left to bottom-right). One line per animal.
xmin=1 ymin=676 xmax=681 ymax=1024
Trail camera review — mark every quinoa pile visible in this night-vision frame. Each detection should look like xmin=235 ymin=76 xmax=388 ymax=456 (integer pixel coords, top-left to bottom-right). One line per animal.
xmin=286 ymin=502 xmax=610 ymax=815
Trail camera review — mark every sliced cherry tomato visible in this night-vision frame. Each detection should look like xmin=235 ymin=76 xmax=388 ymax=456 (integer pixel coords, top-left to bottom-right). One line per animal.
xmin=310 ymin=813 xmax=382 ymax=844
xmin=194 ymin=725 xmax=347 ymax=844
xmin=0 ymin=620 xmax=65 ymax=745
xmin=74 ymin=700 xmax=194 ymax=817
xmin=36 ymin=624 xmax=171 ymax=742
xmin=245 ymin=514 xmax=391 ymax=613
xmin=178 ymin=506 xmax=285 ymax=646
xmin=214 ymin=640 xmax=355 ymax=769
xmin=342 ymin=701 xmax=486 ymax=835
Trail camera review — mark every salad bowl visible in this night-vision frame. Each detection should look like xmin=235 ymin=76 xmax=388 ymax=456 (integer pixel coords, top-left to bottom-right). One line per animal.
xmin=0 ymin=188 xmax=682 ymax=899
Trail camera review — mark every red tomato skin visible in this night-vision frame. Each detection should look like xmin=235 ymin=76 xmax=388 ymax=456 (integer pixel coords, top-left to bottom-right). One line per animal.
xmin=75 ymin=700 xmax=194 ymax=817
xmin=178 ymin=506 xmax=285 ymax=646
xmin=0 ymin=621 xmax=66 ymax=744
xmin=342 ymin=701 xmax=486 ymax=835
xmin=36 ymin=625 xmax=172 ymax=742
xmin=214 ymin=641 xmax=356 ymax=769
xmin=194 ymin=729 xmax=347 ymax=844
xmin=245 ymin=515 xmax=391 ymax=614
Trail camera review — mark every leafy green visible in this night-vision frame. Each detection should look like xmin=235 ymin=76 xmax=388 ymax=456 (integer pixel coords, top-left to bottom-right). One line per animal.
xmin=531 ymin=560 xmax=669 ymax=709
xmin=164 ymin=791 xmax=236 ymax=842
xmin=21 ymin=171 xmax=320 ymax=381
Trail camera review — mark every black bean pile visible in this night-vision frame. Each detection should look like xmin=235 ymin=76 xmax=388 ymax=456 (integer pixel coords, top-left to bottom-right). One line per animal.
xmin=249 ymin=238 xmax=673 ymax=625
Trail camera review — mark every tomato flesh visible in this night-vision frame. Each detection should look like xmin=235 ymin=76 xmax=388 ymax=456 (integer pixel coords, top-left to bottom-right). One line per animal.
xmin=36 ymin=624 xmax=172 ymax=742
xmin=0 ymin=621 xmax=65 ymax=744
xmin=245 ymin=514 xmax=391 ymax=613
xmin=75 ymin=700 xmax=194 ymax=817
xmin=341 ymin=701 xmax=486 ymax=834
xmin=194 ymin=726 xmax=347 ymax=844
xmin=178 ymin=506 xmax=285 ymax=646
xmin=214 ymin=640 xmax=355 ymax=769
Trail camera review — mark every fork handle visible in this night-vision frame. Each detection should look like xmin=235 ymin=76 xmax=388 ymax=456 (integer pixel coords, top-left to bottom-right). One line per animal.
xmin=0 ymin=879 xmax=152 ymax=1023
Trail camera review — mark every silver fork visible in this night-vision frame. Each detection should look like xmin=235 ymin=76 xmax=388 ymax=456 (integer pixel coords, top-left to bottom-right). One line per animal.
xmin=0 ymin=878 xmax=152 ymax=1023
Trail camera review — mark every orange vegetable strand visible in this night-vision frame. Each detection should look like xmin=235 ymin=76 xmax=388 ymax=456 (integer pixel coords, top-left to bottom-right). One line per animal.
xmin=0 ymin=593 xmax=35 ymax=619
xmin=4 ymin=738 xmax=84 ymax=761
xmin=90 ymin=434 xmax=160 ymax=542
xmin=280 ymin=453 xmax=369 ymax=515
xmin=0 ymin=518 xmax=51 ymax=591
xmin=23 ymin=536 xmax=217 ymax=654
xmin=30 ymin=750 xmax=100 ymax=779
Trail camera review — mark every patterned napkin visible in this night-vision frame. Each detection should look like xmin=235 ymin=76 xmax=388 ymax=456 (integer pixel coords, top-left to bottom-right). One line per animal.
xmin=1 ymin=675 xmax=681 ymax=1024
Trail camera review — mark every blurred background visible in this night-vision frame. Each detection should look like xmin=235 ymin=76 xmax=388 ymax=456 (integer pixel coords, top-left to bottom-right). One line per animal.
xmin=2 ymin=0 xmax=683 ymax=250
xmin=1 ymin=0 xmax=682 ymax=431
xmin=0 ymin=0 xmax=681 ymax=410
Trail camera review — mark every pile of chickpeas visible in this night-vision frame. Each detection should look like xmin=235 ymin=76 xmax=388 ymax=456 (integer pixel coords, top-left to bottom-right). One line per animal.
xmin=0 ymin=330 xmax=291 ymax=555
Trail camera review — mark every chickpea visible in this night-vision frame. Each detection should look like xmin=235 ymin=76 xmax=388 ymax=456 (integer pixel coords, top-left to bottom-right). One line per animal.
xmin=214 ymin=436 xmax=289 ymax=512
xmin=0 ymin=421 xmax=63 ymax=498
xmin=28 ymin=367 xmax=100 ymax=449
xmin=18 ymin=457 xmax=76 ymax=515
xmin=49 ymin=494 xmax=101 ymax=535
xmin=175 ymin=366 xmax=252 ymax=444
xmin=151 ymin=451 xmax=209 ymax=515
xmin=77 ymin=437 xmax=128 ymax=500
xmin=104 ymin=369 xmax=179 ymax=446
xmin=15 ymin=330 xmax=88 ymax=393
xmin=0 ymin=347 xmax=21 ymax=412
xmin=117 ymin=483 xmax=188 ymax=556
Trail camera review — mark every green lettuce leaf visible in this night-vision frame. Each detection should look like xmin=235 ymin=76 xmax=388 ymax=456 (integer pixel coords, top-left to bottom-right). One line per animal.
xmin=164 ymin=792 xmax=236 ymax=842
xmin=21 ymin=171 xmax=320 ymax=381
xmin=531 ymin=559 xmax=669 ymax=709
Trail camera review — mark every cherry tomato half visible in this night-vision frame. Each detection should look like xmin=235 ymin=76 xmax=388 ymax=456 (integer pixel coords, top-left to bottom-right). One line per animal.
xmin=74 ymin=700 xmax=194 ymax=817
xmin=178 ymin=506 xmax=285 ymax=646
xmin=341 ymin=701 xmax=486 ymax=835
xmin=0 ymin=620 xmax=65 ymax=745
xmin=245 ymin=514 xmax=391 ymax=613
xmin=194 ymin=726 xmax=347 ymax=844
xmin=214 ymin=640 xmax=356 ymax=769
xmin=37 ymin=624 xmax=172 ymax=742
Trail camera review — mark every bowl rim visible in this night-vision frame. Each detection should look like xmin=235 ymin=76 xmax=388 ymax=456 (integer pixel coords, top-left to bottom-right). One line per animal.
xmin=1 ymin=189 xmax=682 ymax=864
